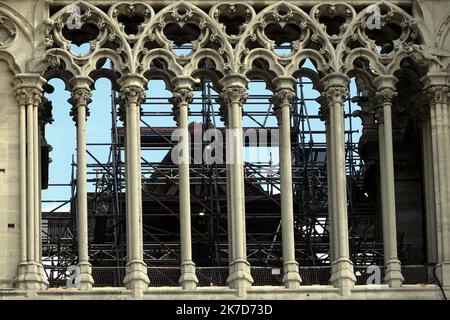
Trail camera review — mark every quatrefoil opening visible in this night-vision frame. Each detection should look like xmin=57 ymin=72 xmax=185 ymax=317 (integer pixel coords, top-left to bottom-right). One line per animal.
xmin=163 ymin=23 xmax=201 ymax=48
xmin=110 ymin=3 xmax=153 ymax=39
xmin=211 ymin=3 xmax=254 ymax=41
xmin=264 ymin=23 xmax=302 ymax=47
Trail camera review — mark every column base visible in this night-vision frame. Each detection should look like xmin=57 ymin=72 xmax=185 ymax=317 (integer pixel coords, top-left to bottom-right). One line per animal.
xmin=330 ymin=258 xmax=356 ymax=296
xmin=179 ymin=261 xmax=199 ymax=290
xmin=17 ymin=262 xmax=48 ymax=290
xmin=384 ymin=259 xmax=404 ymax=288
xmin=124 ymin=260 xmax=149 ymax=290
xmin=227 ymin=259 xmax=254 ymax=297
xmin=282 ymin=260 xmax=302 ymax=288
xmin=78 ymin=262 xmax=94 ymax=290
xmin=434 ymin=261 xmax=450 ymax=287
xmin=14 ymin=261 xmax=29 ymax=289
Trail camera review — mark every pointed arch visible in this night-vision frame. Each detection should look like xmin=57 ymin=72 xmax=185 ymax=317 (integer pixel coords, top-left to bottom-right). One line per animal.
xmin=0 ymin=2 xmax=33 ymax=42
xmin=235 ymin=1 xmax=335 ymax=78
xmin=337 ymin=0 xmax=425 ymax=76
xmin=45 ymin=0 xmax=133 ymax=74
xmin=435 ymin=13 xmax=450 ymax=50
xmin=137 ymin=0 xmax=233 ymax=78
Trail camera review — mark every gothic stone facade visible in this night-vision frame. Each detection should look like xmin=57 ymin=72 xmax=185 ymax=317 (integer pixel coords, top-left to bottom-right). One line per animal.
xmin=0 ymin=0 xmax=449 ymax=300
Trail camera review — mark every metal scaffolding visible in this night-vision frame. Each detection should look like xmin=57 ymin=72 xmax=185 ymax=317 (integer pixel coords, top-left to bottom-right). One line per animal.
xmin=41 ymin=70 xmax=407 ymax=287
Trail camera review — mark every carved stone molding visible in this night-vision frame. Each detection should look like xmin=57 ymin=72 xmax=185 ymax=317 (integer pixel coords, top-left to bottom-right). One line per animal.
xmin=0 ymin=15 xmax=17 ymax=48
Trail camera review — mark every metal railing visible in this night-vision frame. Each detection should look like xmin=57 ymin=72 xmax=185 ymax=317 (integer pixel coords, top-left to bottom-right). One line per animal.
xmin=45 ymin=265 xmax=435 ymax=288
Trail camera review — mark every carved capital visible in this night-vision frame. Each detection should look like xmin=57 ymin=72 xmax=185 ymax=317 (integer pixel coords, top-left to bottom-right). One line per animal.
xmin=69 ymin=88 xmax=92 ymax=123
xmin=427 ymin=86 xmax=450 ymax=105
xmin=170 ymin=89 xmax=193 ymax=107
xmin=323 ymin=86 xmax=348 ymax=105
xmin=170 ymin=89 xmax=193 ymax=125
xmin=119 ymin=86 xmax=146 ymax=106
xmin=70 ymin=88 xmax=92 ymax=107
xmin=272 ymin=89 xmax=295 ymax=107
xmin=218 ymin=87 xmax=247 ymax=127
xmin=219 ymin=87 xmax=248 ymax=107
xmin=273 ymin=89 xmax=295 ymax=122
xmin=118 ymin=74 xmax=147 ymax=108
xmin=15 ymin=88 xmax=43 ymax=107
xmin=376 ymin=88 xmax=397 ymax=106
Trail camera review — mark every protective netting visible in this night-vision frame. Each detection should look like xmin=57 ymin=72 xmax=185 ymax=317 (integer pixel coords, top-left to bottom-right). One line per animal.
xmin=44 ymin=265 xmax=436 ymax=288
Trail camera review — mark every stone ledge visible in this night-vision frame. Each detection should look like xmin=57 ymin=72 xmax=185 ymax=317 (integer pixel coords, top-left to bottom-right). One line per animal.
xmin=0 ymin=285 xmax=448 ymax=300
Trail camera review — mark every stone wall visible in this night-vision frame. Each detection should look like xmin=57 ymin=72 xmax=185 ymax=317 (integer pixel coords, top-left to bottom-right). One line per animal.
xmin=0 ymin=61 xmax=20 ymax=288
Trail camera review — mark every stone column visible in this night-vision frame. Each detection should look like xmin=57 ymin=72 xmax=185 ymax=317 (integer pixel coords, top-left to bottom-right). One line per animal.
xmin=33 ymin=85 xmax=49 ymax=290
xmin=219 ymin=74 xmax=253 ymax=296
xmin=118 ymin=74 xmax=150 ymax=291
xmin=272 ymin=76 xmax=301 ymax=288
xmin=170 ymin=79 xmax=199 ymax=290
xmin=219 ymin=102 xmax=233 ymax=267
xmin=410 ymin=93 xmax=438 ymax=264
xmin=322 ymin=73 xmax=356 ymax=296
xmin=69 ymin=77 xmax=95 ymax=290
xmin=412 ymin=100 xmax=438 ymax=263
xmin=317 ymin=95 xmax=338 ymax=268
xmin=421 ymin=115 xmax=438 ymax=263
xmin=373 ymin=76 xmax=404 ymax=287
xmin=422 ymin=72 xmax=450 ymax=286
xmin=14 ymin=87 xmax=30 ymax=288
xmin=12 ymin=74 xmax=48 ymax=290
